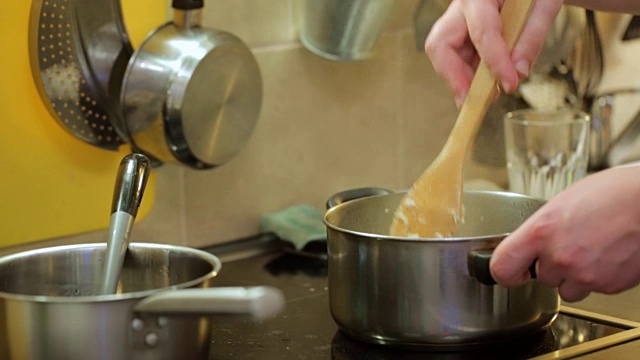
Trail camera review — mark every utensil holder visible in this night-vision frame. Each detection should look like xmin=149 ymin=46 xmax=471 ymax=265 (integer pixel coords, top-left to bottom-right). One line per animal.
xmin=299 ymin=0 xmax=395 ymax=61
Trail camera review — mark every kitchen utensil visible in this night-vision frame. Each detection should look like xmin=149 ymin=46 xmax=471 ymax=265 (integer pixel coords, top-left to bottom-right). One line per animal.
xmin=29 ymin=0 xmax=130 ymax=150
xmin=324 ymin=188 xmax=558 ymax=347
xmin=586 ymin=10 xmax=604 ymax=97
xmin=120 ymin=0 xmax=263 ymax=169
xmin=589 ymin=93 xmax=614 ymax=169
xmin=0 ymin=242 xmax=285 ymax=360
xmin=299 ymin=0 xmax=396 ymax=61
xmin=101 ymin=153 xmax=152 ymax=295
xmin=1 ymin=0 xmax=163 ymax=248
xmin=608 ymin=104 xmax=640 ymax=166
xmin=577 ymin=10 xmax=604 ymax=100
xmin=390 ymin=0 xmax=535 ymax=238
xmin=534 ymin=5 xmax=585 ymax=74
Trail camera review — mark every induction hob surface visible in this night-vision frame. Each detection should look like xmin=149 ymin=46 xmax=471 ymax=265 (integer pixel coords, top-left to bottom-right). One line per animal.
xmin=201 ymin=234 xmax=640 ymax=360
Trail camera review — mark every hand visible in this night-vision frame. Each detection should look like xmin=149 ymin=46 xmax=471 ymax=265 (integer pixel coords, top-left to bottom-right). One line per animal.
xmin=425 ymin=0 xmax=563 ymax=107
xmin=490 ymin=165 xmax=640 ymax=302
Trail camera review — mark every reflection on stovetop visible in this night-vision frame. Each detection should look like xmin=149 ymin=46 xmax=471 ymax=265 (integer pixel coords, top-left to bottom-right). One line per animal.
xmin=201 ymin=234 xmax=640 ymax=360
xmin=330 ymin=315 xmax=619 ymax=359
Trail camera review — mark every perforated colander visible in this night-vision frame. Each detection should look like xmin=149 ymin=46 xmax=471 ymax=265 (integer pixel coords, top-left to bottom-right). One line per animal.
xmin=29 ymin=0 xmax=126 ymax=150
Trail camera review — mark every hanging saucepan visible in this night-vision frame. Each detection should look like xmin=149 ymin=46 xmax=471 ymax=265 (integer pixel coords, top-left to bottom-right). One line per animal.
xmin=119 ymin=0 xmax=262 ymax=169
xmin=323 ymin=188 xmax=559 ymax=349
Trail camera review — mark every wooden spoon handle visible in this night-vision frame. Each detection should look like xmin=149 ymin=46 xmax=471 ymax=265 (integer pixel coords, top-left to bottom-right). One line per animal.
xmin=500 ymin=0 xmax=537 ymax=48
xmin=444 ymin=0 xmax=536 ymax=155
xmin=390 ymin=0 xmax=536 ymax=239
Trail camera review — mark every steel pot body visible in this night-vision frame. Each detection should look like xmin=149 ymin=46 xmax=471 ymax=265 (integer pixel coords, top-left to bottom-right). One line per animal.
xmin=324 ymin=190 xmax=559 ymax=347
xmin=120 ymin=9 xmax=262 ymax=170
xmin=0 ymin=242 xmax=283 ymax=360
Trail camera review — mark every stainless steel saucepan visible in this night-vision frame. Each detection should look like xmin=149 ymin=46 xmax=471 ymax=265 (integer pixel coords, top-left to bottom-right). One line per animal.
xmin=323 ymin=188 xmax=559 ymax=348
xmin=0 ymin=242 xmax=284 ymax=360
xmin=120 ymin=0 xmax=263 ymax=169
xmin=0 ymin=151 xmax=283 ymax=359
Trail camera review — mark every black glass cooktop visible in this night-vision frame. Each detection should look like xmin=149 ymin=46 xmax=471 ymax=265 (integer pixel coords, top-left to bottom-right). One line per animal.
xmin=201 ymin=234 xmax=640 ymax=360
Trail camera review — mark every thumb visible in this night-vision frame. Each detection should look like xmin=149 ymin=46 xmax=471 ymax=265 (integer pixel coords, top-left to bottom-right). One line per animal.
xmin=490 ymin=215 xmax=547 ymax=287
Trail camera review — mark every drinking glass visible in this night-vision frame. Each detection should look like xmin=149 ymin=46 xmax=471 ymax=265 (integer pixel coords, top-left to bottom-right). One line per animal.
xmin=504 ymin=109 xmax=590 ymax=200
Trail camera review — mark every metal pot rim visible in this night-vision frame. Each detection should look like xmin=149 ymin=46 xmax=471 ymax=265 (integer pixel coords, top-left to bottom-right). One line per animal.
xmin=323 ymin=190 xmax=541 ymax=243
xmin=323 ymin=224 xmax=509 ymax=243
xmin=0 ymin=242 xmax=222 ymax=303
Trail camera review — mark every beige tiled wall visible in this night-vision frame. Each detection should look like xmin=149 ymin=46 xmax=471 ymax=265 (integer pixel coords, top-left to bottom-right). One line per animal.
xmin=0 ymin=0 xmax=507 ymax=256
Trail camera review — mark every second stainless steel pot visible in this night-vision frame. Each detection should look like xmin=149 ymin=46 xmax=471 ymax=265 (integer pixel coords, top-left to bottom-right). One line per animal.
xmin=324 ymin=189 xmax=559 ymax=348
xmin=0 ymin=242 xmax=284 ymax=360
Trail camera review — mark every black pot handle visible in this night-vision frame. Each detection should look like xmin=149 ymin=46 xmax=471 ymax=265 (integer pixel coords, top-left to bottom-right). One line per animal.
xmin=325 ymin=187 xmax=394 ymax=210
xmin=468 ymin=250 xmax=537 ymax=285
xmin=172 ymin=0 xmax=204 ymax=10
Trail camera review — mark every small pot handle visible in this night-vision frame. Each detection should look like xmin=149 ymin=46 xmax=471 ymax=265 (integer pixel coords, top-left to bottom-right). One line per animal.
xmin=325 ymin=187 xmax=394 ymax=210
xmin=172 ymin=0 xmax=203 ymax=10
xmin=468 ymin=250 xmax=537 ymax=286
xmin=133 ymin=286 xmax=285 ymax=321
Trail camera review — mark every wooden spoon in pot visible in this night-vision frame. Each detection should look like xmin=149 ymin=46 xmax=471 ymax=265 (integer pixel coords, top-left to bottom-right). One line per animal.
xmin=390 ymin=0 xmax=535 ymax=238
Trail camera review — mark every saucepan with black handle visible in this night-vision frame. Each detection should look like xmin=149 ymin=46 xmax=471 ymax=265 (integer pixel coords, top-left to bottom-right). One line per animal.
xmin=323 ymin=187 xmax=559 ymax=349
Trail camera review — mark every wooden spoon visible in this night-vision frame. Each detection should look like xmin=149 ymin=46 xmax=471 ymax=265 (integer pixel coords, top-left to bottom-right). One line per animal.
xmin=390 ymin=0 xmax=536 ymax=238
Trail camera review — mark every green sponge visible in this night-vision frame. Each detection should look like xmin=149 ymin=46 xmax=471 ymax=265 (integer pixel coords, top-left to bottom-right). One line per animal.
xmin=260 ymin=205 xmax=326 ymax=250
